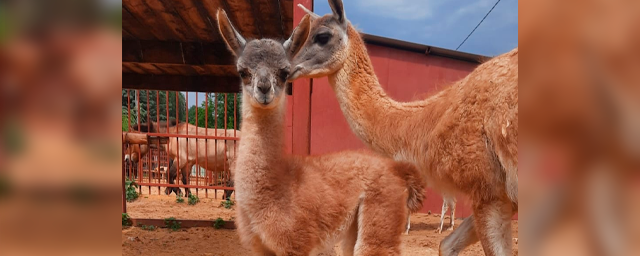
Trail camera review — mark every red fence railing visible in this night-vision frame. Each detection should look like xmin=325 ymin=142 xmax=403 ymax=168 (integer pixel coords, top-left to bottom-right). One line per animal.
xmin=123 ymin=89 xmax=240 ymax=208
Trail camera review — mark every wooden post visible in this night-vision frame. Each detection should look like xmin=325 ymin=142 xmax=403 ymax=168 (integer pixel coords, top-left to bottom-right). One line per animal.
xmin=290 ymin=0 xmax=314 ymax=156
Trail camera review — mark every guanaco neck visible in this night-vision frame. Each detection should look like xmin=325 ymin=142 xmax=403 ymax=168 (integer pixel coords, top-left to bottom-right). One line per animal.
xmin=235 ymin=94 xmax=288 ymax=190
xmin=328 ymin=25 xmax=444 ymax=157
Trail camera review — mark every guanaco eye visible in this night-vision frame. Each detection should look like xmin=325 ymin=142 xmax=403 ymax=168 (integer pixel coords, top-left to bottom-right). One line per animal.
xmin=278 ymin=69 xmax=289 ymax=81
xmin=315 ymin=33 xmax=331 ymax=45
xmin=238 ymin=69 xmax=250 ymax=79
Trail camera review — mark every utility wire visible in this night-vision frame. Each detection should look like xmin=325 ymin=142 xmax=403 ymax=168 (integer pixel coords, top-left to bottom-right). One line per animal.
xmin=456 ymin=0 xmax=502 ymax=50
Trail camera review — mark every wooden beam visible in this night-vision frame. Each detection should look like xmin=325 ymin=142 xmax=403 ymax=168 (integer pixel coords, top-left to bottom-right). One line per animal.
xmin=122 ymin=28 xmax=136 ymax=40
xmin=178 ymin=0 xmax=221 ymax=42
xmin=248 ymin=0 xmax=265 ymax=37
xmin=123 ymin=1 xmax=174 ymax=41
xmin=123 ymin=62 xmax=237 ymax=76
xmin=220 ymin=0 xmax=260 ymax=39
xmin=280 ymin=0 xmax=294 ymax=34
xmin=122 ymin=40 xmax=234 ymax=65
xmin=253 ymin=0 xmax=286 ymax=38
xmin=152 ymin=0 xmax=200 ymax=41
xmin=123 ymin=73 xmax=241 ymax=93
xmin=122 ymin=6 xmax=157 ymax=40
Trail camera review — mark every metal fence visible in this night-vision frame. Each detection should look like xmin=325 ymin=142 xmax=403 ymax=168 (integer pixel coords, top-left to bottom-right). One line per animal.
xmin=122 ymin=89 xmax=240 ymax=201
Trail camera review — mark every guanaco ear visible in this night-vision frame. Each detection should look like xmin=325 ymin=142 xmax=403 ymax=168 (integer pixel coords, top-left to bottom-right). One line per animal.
xmin=296 ymin=4 xmax=320 ymax=20
xmin=328 ymin=0 xmax=346 ymax=25
xmin=284 ymin=14 xmax=311 ymax=58
xmin=216 ymin=9 xmax=246 ymax=56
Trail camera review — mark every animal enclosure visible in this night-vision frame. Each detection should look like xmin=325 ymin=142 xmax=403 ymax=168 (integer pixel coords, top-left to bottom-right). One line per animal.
xmin=122 ymin=89 xmax=240 ymax=205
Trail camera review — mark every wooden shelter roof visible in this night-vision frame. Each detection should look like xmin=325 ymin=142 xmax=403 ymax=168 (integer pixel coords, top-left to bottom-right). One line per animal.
xmin=122 ymin=0 xmax=295 ymax=93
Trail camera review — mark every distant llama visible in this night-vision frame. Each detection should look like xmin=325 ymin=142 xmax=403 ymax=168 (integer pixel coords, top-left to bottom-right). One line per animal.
xmin=217 ymin=10 xmax=425 ymax=255
xmin=288 ymin=1 xmax=518 ymax=255
xmin=135 ymin=120 xmax=238 ymax=198
xmin=405 ymin=194 xmax=456 ymax=234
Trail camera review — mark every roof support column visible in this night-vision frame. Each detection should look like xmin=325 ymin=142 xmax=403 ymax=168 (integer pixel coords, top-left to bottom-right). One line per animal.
xmin=287 ymin=0 xmax=313 ymax=155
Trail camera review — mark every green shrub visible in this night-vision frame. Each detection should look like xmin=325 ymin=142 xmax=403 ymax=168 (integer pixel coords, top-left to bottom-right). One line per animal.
xmin=176 ymin=194 xmax=184 ymax=203
xmin=187 ymin=194 xmax=199 ymax=205
xmin=220 ymin=199 xmax=235 ymax=209
xmin=122 ymin=213 xmax=132 ymax=226
xmin=213 ymin=218 xmax=225 ymax=229
xmin=164 ymin=217 xmax=181 ymax=231
xmin=141 ymin=224 xmax=157 ymax=231
xmin=125 ymin=178 xmax=139 ymax=202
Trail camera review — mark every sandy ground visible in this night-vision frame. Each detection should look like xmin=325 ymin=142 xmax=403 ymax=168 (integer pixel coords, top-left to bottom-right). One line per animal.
xmin=127 ymin=186 xmax=236 ymax=221
xmin=122 ymin=212 xmax=518 ymax=256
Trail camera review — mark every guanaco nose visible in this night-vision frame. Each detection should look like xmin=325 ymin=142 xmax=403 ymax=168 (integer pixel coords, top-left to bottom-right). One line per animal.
xmin=257 ymin=84 xmax=271 ymax=94
xmin=256 ymin=69 xmax=271 ymax=94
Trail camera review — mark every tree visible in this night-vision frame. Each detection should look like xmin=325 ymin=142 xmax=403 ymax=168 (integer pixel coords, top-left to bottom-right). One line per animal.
xmin=122 ymin=90 xmax=187 ymax=130
xmin=123 ymin=90 xmax=241 ymax=131
xmin=187 ymin=93 xmax=241 ymax=130
xmin=213 ymin=93 xmax=241 ymax=130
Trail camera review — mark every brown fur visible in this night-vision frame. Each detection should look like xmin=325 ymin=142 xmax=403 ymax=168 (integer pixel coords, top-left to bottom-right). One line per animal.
xmin=288 ymin=1 xmax=518 ymax=255
xmin=217 ymin=9 xmax=425 ymax=255
xmin=124 ymin=119 xmax=177 ymax=163
xmin=147 ymin=121 xmax=239 ymax=196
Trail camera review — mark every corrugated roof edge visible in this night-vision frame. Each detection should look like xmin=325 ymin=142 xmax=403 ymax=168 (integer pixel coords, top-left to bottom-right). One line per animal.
xmin=361 ymin=33 xmax=491 ymax=63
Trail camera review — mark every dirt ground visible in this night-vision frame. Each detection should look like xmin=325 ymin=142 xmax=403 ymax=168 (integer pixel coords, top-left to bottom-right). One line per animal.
xmin=123 ymin=191 xmax=519 ymax=256
xmin=127 ymin=186 xmax=237 ymax=221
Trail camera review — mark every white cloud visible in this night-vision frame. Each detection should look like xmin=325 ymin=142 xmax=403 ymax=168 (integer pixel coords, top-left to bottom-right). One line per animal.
xmin=354 ymin=0 xmax=435 ymax=21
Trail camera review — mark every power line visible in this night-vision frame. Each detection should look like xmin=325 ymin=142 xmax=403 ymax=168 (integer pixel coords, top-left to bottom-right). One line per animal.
xmin=456 ymin=0 xmax=502 ymax=50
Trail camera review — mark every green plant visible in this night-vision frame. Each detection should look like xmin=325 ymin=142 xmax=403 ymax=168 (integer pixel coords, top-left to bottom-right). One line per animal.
xmin=141 ymin=224 xmax=157 ymax=231
xmin=125 ymin=178 xmax=139 ymax=202
xmin=220 ymin=199 xmax=235 ymax=209
xmin=188 ymin=194 xmax=199 ymax=205
xmin=213 ymin=218 xmax=225 ymax=229
xmin=176 ymin=194 xmax=184 ymax=203
xmin=164 ymin=217 xmax=181 ymax=231
xmin=122 ymin=213 xmax=132 ymax=226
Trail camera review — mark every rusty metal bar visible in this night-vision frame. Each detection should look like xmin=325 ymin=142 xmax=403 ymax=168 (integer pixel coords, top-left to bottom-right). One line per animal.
xmin=127 ymin=90 xmax=134 ymax=181
xmin=214 ymin=93 xmax=218 ymax=198
xmin=195 ymin=92 xmax=199 ymax=191
xmin=137 ymin=90 xmax=142 ymax=194
xmin=127 ymin=90 xmax=131 ymax=132
xmin=224 ymin=93 xmax=228 ymax=131
xmin=186 ymin=91 xmax=193 ymax=194
xmin=144 ymin=132 xmax=238 ymax=140
xmin=223 ymin=93 xmax=228 ymax=187
xmin=122 ymin=133 xmax=169 ymax=144
xmin=137 ymin=183 xmax=232 ymax=190
xmin=205 ymin=93 xmax=209 ymax=198
xmin=156 ymin=91 xmax=161 ymax=194
xmin=234 ymin=93 xmax=237 ymax=137
xmin=146 ymin=90 xmax=151 ymax=194
xmin=175 ymin=91 xmax=181 ymax=196
xmin=122 ymin=143 xmax=126 ymax=213
xmin=137 ymin=90 xmax=141 ymax=132
xmin=165 ymin=91 xmax=169 ymax=132
xmin=233 ymin=93 xmax=238 ymax=198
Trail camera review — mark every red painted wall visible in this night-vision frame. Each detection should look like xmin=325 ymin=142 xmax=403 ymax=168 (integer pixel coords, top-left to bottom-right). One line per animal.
xmin=307 ymin=44 xmax=488 ymax=218
xmin=286 ymin=0 xmax=314 ymax=155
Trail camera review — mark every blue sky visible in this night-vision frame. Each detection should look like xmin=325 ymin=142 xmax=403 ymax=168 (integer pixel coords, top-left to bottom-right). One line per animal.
xmin=314 ymin=0 xmax=518 ymax=57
